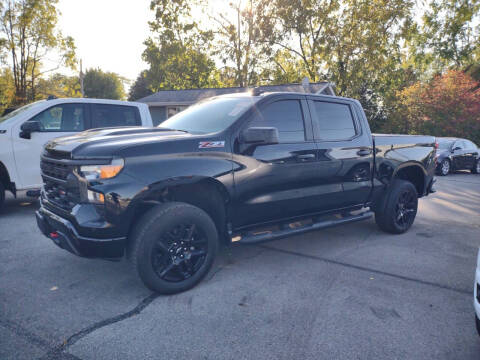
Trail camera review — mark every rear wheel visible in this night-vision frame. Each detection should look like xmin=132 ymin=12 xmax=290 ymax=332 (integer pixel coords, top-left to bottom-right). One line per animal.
xmin=129 ymin=202 xmax=218 ymax=294
xmin=471 ymin=159 xmax=480 ymax=174
xmin=439 ymin=159 xmax=450 ymax=176
xmin=375 ymin=179 xmax=418 ymax=234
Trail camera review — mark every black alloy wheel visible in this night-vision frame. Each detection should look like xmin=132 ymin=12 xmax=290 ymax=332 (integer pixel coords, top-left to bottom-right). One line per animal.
xmin=393 ymin=189 xmax=417 ymax=232
xmin=374 ymin=179 xmax=418 ymax=234
xmin=129 ymin=202 xmax=218 ymax=294
xmin=151 ymin=223 xmax=208 ymax=282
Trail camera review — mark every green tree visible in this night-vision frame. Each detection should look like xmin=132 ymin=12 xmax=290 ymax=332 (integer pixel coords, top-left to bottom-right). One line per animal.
xmin=0 ymin=0 xmax=76 ymax=104
xmin=395 ymin=70 xmax=480 ymax=143
xmin=411 ymin=0 xmax=480 ymax=73
xmin=34 ymin=73 xmax=81 ymax=100
xmin=128 ymin=70 xmax=153 ymax=101
xmin=212 ymin=0 xmax=265 ymax=87
xmin=142 ymin=0 xmax=218 ymax=90
xmin=256 ymin=0 xmax=414 ymax=130
xmin=83 ymin=68 xmax=126 ymax=100
xmin=0 ymin=67 xmax=15 ymax=113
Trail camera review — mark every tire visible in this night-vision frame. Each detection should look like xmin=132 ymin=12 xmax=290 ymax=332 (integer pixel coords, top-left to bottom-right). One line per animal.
xmin=471 ymin=159 xmax=480 ymax=174
xmin=0 ymin=182 xmax=5 ymax=212
xmin=438 ymin=159 xmax=450 ymax=176
xmin=476 ymin=314 xmax=480 ymax=337
xmin=128 ymin=202 xmax=218 ymax=294
xmin=374 ymin=179 xmax=418 ymax=234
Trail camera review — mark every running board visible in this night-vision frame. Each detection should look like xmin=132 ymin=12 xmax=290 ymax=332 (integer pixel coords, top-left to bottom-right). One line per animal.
xmin=235 ymin=211 xmax=373 ymax=245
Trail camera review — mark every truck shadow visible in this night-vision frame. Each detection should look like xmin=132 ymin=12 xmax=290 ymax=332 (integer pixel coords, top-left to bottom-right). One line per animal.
xmin=1 ymin=193 xmax=38 ymax=215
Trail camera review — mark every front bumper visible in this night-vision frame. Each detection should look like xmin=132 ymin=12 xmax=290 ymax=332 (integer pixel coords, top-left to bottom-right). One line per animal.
xmin=36 ymin=206 xmax=126 ymax=258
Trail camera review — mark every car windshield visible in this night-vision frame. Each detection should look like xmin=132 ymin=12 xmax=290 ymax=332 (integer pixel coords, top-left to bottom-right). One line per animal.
xmin=0 ymin=101 xmax=42 ymax=124
xmin=437 ymin=140 xmax=454 ymax=150
xmin=159 ymin=96 xmax=258 ymax=134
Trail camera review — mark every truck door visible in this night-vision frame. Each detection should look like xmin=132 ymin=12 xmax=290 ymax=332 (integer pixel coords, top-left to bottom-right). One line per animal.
xmin=308 ymin=98 xmax=374 ymax=208
xmin=12 ymin=103 xmax=88 ymax=189
xmin=232 ymin=95 xmax=343 ymax=228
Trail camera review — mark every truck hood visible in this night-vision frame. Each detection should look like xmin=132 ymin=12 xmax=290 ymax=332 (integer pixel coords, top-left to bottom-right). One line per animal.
xmin=44 ymin=126 xmax=193 ymax=159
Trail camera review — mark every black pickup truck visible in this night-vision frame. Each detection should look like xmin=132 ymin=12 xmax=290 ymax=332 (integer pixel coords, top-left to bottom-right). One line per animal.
xmin=36 ymin=92 xmax=436 ymax=293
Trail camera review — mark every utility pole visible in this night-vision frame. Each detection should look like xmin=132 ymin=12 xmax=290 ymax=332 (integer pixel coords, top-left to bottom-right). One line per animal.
xmin=79 ymin=59 xmax=85 ymax=97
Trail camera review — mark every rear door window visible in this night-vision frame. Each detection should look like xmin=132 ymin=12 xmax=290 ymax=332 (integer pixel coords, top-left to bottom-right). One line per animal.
xmin=311 ymin=101 xmax=356 ymax=141
xmin=91 ymin=104 xmax=141 ymax=129
xmin=250 ymin=100 xmax=306 ymax=143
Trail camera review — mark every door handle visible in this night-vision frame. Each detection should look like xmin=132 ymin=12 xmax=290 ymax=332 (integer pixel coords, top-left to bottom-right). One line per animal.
xmin=295 ymin=153 xmax=316 ymax=160
xmin=357 ymin=149 xmax=371 ymax=156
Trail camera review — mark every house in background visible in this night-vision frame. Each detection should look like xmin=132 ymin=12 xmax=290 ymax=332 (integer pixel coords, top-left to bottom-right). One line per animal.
xmin=137 ymin=79 xmax=335 ymax=126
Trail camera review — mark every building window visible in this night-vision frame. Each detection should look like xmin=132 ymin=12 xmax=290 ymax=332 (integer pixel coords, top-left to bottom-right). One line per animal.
xmin=167 ymin=106 xmax=188 ymax=118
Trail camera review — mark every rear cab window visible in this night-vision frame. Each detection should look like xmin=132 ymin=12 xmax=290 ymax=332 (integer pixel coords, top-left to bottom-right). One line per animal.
xmin=91 ymin=104 xmax=141 ymax=129
xmin=310 ymin=100 xmax=357 ymax=141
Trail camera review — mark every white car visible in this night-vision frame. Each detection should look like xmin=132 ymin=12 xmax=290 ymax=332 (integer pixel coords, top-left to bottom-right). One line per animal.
xmin=475 ymin=249 xmax=480 ymax=336
xmin=0 ymin=98 xmax=153 ymax=209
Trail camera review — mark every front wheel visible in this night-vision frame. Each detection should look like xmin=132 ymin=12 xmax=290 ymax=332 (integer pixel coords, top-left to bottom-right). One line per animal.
xmin=375 ymin=179 xmax=418 ymax=234
xmin=128 ymin=202 xmax=219 ymax=294
xmin=471 ymin=159 xmax=480 ymax=174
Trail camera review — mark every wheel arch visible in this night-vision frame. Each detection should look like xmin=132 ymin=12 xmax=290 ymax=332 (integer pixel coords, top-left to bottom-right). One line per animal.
xmin=0 ymin=161 xmax=15 ymax=195
xmin=127 ymin=176 xmax=231 ymax=245
xmin=392 ymin=162 xmax=426 ymax=197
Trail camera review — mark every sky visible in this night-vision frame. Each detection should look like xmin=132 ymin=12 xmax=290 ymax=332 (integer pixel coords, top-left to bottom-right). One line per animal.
xmin=54 ymin=0 xmax=234 ymax=87
xmin=56 ymin=0 xmax=153 ymax=83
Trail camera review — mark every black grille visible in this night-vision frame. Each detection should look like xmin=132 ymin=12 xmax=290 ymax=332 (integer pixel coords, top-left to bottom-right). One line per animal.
xmin=44 ymin=148 xmax=71 ymax=160
xmin=41 ymin=153 xmax=80 ymax=211
xmin=43 ymin=181 xmax=80 ymax=211
xmin=41 ymin=159 xmax=71 ymax=181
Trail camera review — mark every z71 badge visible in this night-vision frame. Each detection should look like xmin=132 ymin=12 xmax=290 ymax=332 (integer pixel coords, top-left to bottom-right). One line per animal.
xmin=198 ymin=141 xmax=225 ymax=149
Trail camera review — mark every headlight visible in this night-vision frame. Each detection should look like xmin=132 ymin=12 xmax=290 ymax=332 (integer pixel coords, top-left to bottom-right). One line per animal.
xmin=80 ymin=158 xmax=124 ymax=181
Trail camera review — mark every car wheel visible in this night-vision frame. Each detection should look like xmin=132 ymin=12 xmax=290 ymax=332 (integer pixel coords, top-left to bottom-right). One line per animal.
xmin=439 ymin=159 xmax=450 ymax=176
xmin=128 ymin=202 xmax=218 ymax=294
xmin=0 ymin=182 xmax=5 ymax=212
xmin=476 ymin=314 xmax=480 ymax=337
xmin=375 ymin=179 xmax=418 ymax=234
xmin=471 ymin=159 xmax=480 ymax=174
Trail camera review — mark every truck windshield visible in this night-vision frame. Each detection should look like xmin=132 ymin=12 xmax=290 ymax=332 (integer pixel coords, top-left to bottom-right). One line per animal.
xmin=0 ymin=101 xmax=41 ymax=124
xmin=160 ymin=96 xmax=258 ymax=134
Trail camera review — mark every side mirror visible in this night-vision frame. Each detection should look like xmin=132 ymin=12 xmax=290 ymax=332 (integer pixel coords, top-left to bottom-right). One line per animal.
xmin=241 ymin=127 xmax=279 ymax=146
xmin=452 ymin=146 xmax=461 ymax=152
xmin=20 ymin=121 xmax=41 ymax=139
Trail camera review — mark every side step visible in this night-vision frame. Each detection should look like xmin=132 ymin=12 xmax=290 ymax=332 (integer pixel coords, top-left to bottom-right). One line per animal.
xmin=235 ymin=211 xmax=373 ymax=245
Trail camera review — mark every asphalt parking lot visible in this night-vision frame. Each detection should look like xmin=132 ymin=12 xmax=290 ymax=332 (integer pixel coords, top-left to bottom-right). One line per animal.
xmin=1 ymin=173 xmax=479 ymax=360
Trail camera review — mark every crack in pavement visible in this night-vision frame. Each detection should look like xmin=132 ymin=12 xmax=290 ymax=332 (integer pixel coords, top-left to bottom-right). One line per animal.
xmin=0 ymin=317 xmax=82 ymax=360
xmin=0 ymin=318 xmax=54 ymax=351
xmin=37 ymin=293 xmax=160 ymax=360
xmin=258 ymin=245 xmax=472 ymax=296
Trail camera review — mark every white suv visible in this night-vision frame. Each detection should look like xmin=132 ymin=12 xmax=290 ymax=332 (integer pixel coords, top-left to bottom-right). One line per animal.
xmin=0 ymin=98 xmax=153 ymax=209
